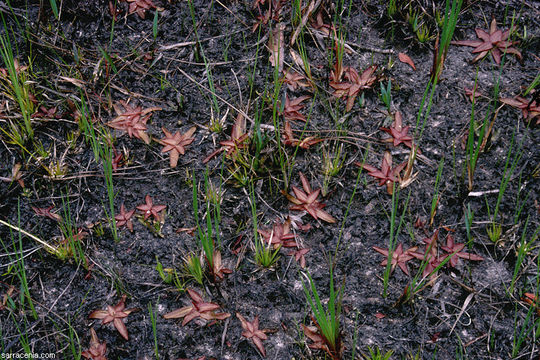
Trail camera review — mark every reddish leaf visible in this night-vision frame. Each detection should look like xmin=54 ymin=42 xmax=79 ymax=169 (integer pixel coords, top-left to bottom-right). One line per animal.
xmin=115 ymin=204 xmax=135 ymax=232
xmin=203 ymin=112 xmax=249 ymax=163
xmin=283 ymin=173 xmax=336 ymax=223
xmin=257 ymin=218 xmax=297 ymax=249
xmin=356 ymin=151 xmax=406 ymax=194
xmin=107 ymin=100 xmax=160 ymax=144
xmin=163 ymin=289 xmax=230 ymax=326
xmin=373 ymin=243 xmax=419 ymax=275
xmin=88 ymin=295 xmax=138 ymax=341
xmin=81 ymin=328 xmax=107 ymax=360
xmin=282 ymin=120 xmax=322 ymax=149
xmin=237 ymin=313 xmax=268 ymax=357
xmin=398 ymin=52 xmax=416 ymax=70
xmin=157 ymin=126 xmax=196 ymax=168
xmin=451 ymin=18 xmax=521 ymax=65
xmin=501 ymin=96 xmax=539 ymax=125
xmin=330 ymin=65 xmax=378 ymax=112
xmin=136 ymin=195 xmax=166 ymax=221
xmin=380 ymin=111 xmax=414 ymax=149
xmin=123 ymin=0 xmax=156 ymax=19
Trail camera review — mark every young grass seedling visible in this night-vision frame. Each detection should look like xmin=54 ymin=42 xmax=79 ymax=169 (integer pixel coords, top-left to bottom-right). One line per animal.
xmin=321 ymin=141 xmax=346 ymax=197
xmin=269 ymin=41 xmax=288 ymax=187
xmin=193 ymin=171 xmax=230 ymax=281
xmin=302 ymin=263 xmax=343 ymax=359
xmin=381 ymin=185 xmax=411 ymax=297
xmin=387 ymin=0 xmax=397 ymax=17
xmin=58 ymin=191 xmax=86 ymax=265
xmin=509 ymin=220 xmax=537 ymax=294
xmin=0 ymin=200 xmax=38 ymax=320
xmin=380 ymin=79 xmax=392 ymax=112
xmin=152 ymin=10 xmax=159 ymax=41
xmin=485 ymin=128 xmax=524 ymax=242
xmin=362 ymin=346 xmax=394 ymax=360
xmin=187 ymin=0 xmax=220 ymax=118
xmin=0 ymin=24 xmax=34 ymax=142
xmin=148 ymin=301 xmax=160 ymax=360
xmin=65 ymin=317 xmax=82 ymax=359
xmin=512 ymin=294 xmax=540 ymax=357
xmin=432 ymin=0 xmax=462 ymax=80
xmin=249 ymin=183 xmax=281 ymax=268
xmin=429 ymin=157 xmax=445 ymax=226
xmin=183 ymin=252 xmax=204 ymax=285
xmin=193 ymin=174 xmax=214 ymax=273
xmin=463 ymin=203 xmax=474 ymax=244
xmin=155 ymin=256 xmax=174 ymax=284
xmin=465 ymin=73 xmax=500 ymax=191
xmin=413 ymin=0 xmax=462 ymax=149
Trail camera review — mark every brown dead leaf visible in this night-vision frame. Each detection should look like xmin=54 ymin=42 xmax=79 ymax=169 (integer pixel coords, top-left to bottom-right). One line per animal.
xmin=289 ymin=49 xmax=304 ymax=69
xmin=398 ymin=52 xmax=416 ymax=70
xmin=268 ymin=23 xmax=285 ymax=72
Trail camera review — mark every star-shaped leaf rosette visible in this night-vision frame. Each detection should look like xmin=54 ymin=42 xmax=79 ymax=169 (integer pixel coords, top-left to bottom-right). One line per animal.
xmin=88 ymin=295 xmax=139 ymax=340
xmin=356 ymin=151 xmax=406 ymax=195
xmin=282 ymin=173 xmax=336 ymax=223
xmin=280 ymin=95 xmax=311 ymax=122
xmin=107 ymin=100 xmax=161 ymax=144
xmin=500 ymin=96 xmax=540 ymax=125
xmin=203 ymin=112 xmax=249 ymax=163
xmin=440 ymin=234 xmax=484 ymax=268
xmin=257 ymin=218 xmax=297 ymax=249
xmin=163 ymin=288 xmax=230 ymax=326
xmin=330 ymin=65 xmax=378 ymax=112
xmin=372 ymin=243 xmax=419 ymax=276
xmin=121 ymin=0 xmax=156 ymax=19
xmin=81 ymin=328 xmax=107 ymax=360
xmin=115 ymin=203 xmax=135 ymax=232
xmin=451 ymin=18 xmax=522 ymax=65
xmin=157 ymin=126 xmax=196 ymax=168
xmin=237 ymin=313 xmax=269 ymax=357
xmin=380 ymin=111 xmax=414 ymax=149
xmin=136 ymin=195 xmax=166 ymax=221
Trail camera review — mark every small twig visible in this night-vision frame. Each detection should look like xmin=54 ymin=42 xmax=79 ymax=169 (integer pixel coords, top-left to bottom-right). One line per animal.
xmin=159 ymin=40 xmax=196 ymax=51
xmin=215 ymin=0 xmax=248 ymax=27
xmin=177 ymin=68 xmax=253 ymax=124
xmin=479 ymin=104 xmax=502 ymax=152
xmin=449 ymin=292 xmax=474 ymax=336
xmin=221 ymin=317 xmax=231 ymax=356
xmin=468 ymin=189 xmax=499 ymax=197
xmin=290 ymin=0 xmax=322 ymax=46
xmin=0 ymin=247 xmax=42 ymax=269
xmin=231 ymin=69 xmax=243 ymax=109
xmin=159 ymin=28 xmax=247 ymax=51
xmin=44 ymin=262 xmax=81 ymax=317
xmin=0 ymin=219 xmax=58 ymax=254
xmin=346 ymin=42 xmax=395 ymax=54
xmin=464 ymin=333 xmax=488 ymax=348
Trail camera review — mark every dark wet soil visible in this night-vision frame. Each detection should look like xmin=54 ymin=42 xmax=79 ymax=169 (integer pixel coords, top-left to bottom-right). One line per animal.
xmin=1 ymin=1 xmax=539 ymax=359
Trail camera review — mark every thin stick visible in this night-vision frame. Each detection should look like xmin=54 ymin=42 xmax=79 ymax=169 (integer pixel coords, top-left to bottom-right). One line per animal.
xmin=290 ymin=0 xmax=322 ymax=45
xmin=0 ymin=219 xmax=58 ymax=253
xmin=178 ymin=68 xmax=253 ymax=124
